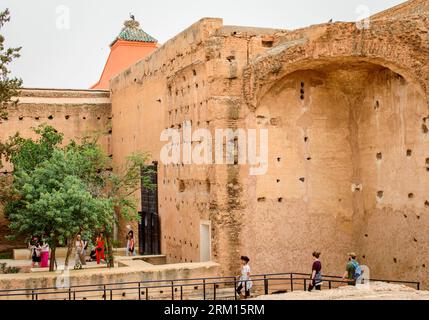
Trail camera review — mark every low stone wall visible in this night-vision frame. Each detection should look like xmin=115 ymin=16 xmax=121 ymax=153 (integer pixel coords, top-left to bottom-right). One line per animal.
xmin=0 ymin=261 xmax=220 ymax=300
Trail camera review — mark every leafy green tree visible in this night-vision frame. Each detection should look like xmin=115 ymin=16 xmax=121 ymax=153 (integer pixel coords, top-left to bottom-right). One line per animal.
xmin=3 ymin=125 xmax=153 ymax=270
xmin=8 ymin=153 xmax=114 ymax=270
xmin=0 ymin=9 xmax=22 ymax=120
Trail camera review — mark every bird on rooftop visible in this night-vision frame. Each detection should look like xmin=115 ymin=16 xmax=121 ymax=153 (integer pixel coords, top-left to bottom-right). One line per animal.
xmin=130 ymin=13 xmax=135 ymax=20
xmin=328 ymin=18 xmax=333 ymax=23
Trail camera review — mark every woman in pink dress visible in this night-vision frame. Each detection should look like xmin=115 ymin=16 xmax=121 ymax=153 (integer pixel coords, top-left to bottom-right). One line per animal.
xmin=40 ymin=242 xmax=50 ymax=268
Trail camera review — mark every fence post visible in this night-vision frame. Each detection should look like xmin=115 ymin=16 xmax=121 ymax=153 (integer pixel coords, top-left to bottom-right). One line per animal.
xmin=304 ymin=278 xmax=307 ymax=291
xmin=234 ymin=277 xmax=237 ymax=300
xmin=329 ymin=281 xmax=332 ymax=289
xmin=138 ymin=283 xmax=141 ymax=300
xmin=290 ymin=274 xmax=294 ymax=292
xmin=203 ymin=279 xmax=206 ymax=300
xmin=145 ymin=287 xmax=149 ymax=300
xmin=264 ymin=275 xmax=269 ymax=295
xmin=180 ymin=286 xmax=183 ymax=300
xmin=110 ymin=289 xmax=113 ymax=300
xmin=171 ymin=281 xmax=174 ymax=300
xmin=213 ymin=283 xmax=216 ymax=300
xmin=103 ymin=285 xmax=106 ymax=300
xmin=417 ymin=283 xmax=420 ymax=291
xmin=68 ymin=288 xmax=71 ymax=300
xmin=31 ymin=290 xmax=34 ymax=301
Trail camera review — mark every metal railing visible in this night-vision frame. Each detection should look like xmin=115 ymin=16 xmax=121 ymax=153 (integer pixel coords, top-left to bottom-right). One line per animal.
xmin=0 ymin=272 xmax=420 ymax=300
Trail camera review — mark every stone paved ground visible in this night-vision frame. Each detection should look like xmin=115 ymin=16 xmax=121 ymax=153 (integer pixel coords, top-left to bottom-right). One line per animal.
xmin=252 ymin=282 xmax=429 ymax=300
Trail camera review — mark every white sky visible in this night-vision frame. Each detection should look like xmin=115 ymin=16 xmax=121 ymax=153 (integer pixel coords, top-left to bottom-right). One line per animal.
xmin=1 ymin=0 xmax=406 ymax=89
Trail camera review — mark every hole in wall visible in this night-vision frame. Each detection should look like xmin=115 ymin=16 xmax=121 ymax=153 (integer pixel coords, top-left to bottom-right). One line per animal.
xmin=35 ymin=116 xmax=39 ymax=120
xmin=425 ymin=200 xmax=429 ymax=207
xmin=18 ymin=116 xmax=23 ymax=121
xmin=377 ymin=191 xmax=384 ymax=199
xmin=406 ymin=149 xmax=412 ymax=157
xmin=277 ymin=157 xmax=281 ymax=162
xmin=299 ymin=177 xmax=305 ymax=183
xmin=262 ymin=40 xmax=274 ymax=47
xmin=278 ymin=198 xmax=283 ymax=203
xmin=423 ymin=123 xmax=428 ymax=134
xmin=365 ymin=234 xmax=368 ymax=238
xmin=48 ymin=115 xmax=53 ymax=120
xmin=376 ymin=153 xmax=382 ymax=160
xmin=393 ymin=258 xmax=397 ymax=263
xmin=408 ymin=193 xmax=414 ymax=199
xmin=414 ymin=238 xmax=418 ymax=242
xmin=374 ymin=100 xmax=380 ymax=110
xmin=277 ymin=179 xmax=280 ymax=183
xmin=193 ymin=69 xmax=197 ymax=76
xmin=226 ymin=55 xmax=235 ymax=62
xmin=257 ymin=197 xmax=266 ymax=202
xmin=304 ymin=137 xmax=308 ymax=143
xmin=301 ymin=82 xmax=304 ymax=88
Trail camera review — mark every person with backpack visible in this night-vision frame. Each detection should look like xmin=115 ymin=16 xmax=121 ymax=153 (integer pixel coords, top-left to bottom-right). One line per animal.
xmin=308 ymin=251 xmax=323 ymax=291
xmin=342 ymin=252 xmax=362 ymax=285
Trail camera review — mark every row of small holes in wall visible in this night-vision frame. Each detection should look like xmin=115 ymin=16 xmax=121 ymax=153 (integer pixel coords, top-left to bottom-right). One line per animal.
xmin=168 ymin=100 xmax=207 ymax=116
xmin=173 ymin=81 xmax=205 ymax=96
xmin=377 ymin=191 xmax=428 ymax=208
xmin=1 ymin=115 xmax=111 ymax=121
xmin=356 ymin=251 xmax=426 ymax=269
xmin=167 ymin=253 xmax=194 ymax=263
xmin=168 ymin=120 xmax=211 ymax=130
xmin=164 ymin=235 xmax=197 ymax=248
xmin=167 ymin=70 xmax=199 ymax=95
xmin=377 ymin=150 xmax=429 ymax=166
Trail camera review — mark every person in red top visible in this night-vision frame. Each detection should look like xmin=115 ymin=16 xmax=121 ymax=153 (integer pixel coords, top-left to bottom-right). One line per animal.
xmin=95 ymin=233 xmax=105 ymax=264
xmin=308 ymin=251 xmax=323 ymax=291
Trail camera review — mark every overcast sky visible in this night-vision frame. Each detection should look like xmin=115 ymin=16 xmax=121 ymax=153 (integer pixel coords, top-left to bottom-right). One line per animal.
xmin=1 ymin=0 xmax=406 ymax=89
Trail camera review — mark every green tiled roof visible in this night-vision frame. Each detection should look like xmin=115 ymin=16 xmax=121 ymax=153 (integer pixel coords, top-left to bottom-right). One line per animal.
xmin=111 ymin=19 xmax=157 ymax=46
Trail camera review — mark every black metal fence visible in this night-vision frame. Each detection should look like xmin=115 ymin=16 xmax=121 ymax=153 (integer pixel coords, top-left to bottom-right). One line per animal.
xmin=0 ymin=272 xmax=420 ymax=300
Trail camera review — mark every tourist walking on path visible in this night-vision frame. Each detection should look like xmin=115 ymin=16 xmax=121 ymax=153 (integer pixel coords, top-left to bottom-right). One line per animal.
xmin=127 ymin=230 xmax=136 ymax=256
xmin=342 ymin=252 xmax=362 ymax=285
xmin=95 ymin=233 xmax=105 ymax=264
xmin=308 ymin=251 xmax=323 ymax=291
xmin=75 ymin=235 xmax=87 ymax=267
xmin=236 ymin=256 xmax=252 ymax=299
xmin=40 ymin=241 xmax=50 ymax=268
xmin=29 ymin=236 xmax=41 ymax=268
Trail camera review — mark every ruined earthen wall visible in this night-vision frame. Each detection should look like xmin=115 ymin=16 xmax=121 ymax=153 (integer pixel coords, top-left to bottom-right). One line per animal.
xmin=242 ymin=14 xmax=429 ymax=286
xmin=110 ymin=19 xmax=286 ymax=272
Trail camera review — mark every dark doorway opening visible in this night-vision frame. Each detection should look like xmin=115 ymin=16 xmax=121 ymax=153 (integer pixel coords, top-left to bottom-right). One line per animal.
xmin=138 ymin=161 xmax=160 ymax=255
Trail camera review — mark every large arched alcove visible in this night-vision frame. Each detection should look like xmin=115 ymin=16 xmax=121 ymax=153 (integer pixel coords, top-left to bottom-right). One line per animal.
xmin=242 ymin=58 xmax=429 ymax=282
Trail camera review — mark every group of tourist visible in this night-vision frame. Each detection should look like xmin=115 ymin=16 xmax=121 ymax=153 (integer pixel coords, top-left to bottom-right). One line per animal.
xmin=235 ymin=252 xmax=363 ymax=299
xmin=28 ymin=233 xmax=108 ymax=269
xmin=308 ymin=252 xmax=363 ymax=291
